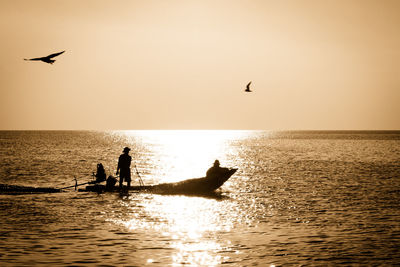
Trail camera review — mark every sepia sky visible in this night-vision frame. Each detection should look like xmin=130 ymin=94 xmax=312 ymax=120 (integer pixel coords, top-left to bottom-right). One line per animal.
xmin=0 ymin=0 xmax=399 ymax=130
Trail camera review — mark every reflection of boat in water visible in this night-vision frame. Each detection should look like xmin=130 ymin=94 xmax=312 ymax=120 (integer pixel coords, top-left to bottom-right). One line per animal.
xmin=80 ymin=168 xmax=238 ymax=195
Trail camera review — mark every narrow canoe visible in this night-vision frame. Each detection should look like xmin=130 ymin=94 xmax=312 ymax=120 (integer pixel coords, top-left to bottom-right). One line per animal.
xmin=0 ymin=184 xmax=61 ymax=194
xmin=80 ymin=168 xmax=237 ymax=195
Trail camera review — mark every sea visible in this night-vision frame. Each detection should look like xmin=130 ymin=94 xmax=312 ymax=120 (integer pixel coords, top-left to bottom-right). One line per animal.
xmin=0 ymin=130 xmax=399 ymax=266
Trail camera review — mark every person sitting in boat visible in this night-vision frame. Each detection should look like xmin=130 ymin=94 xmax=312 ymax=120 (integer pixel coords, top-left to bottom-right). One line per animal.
xmin=206 ymin=160 xmax=228 ymax=177
xmin=106 ymin=175 xmax=118 ymax=191
xmin=94 ymin=163 xmax=106 ymax=183
xmin=116 ymin=147 xmax=132 ymax=188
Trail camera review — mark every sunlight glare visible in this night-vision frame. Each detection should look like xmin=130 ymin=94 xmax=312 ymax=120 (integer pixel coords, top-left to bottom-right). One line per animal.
xmin=112 ymin=193 xmax=242 ymax=266
xmin=119 ymin=130 xmax=252 ymax=182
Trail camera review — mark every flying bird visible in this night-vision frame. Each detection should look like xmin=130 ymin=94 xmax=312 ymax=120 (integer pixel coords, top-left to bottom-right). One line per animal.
xmin=245 ymin=81 xmax=252 ymax=92
xmin=24 ymin=51 xmax=65 ymax=64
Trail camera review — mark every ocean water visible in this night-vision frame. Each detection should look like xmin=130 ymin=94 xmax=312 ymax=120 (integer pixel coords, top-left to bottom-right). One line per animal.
xmin=0 ymin=130 xmax=399 ymax=266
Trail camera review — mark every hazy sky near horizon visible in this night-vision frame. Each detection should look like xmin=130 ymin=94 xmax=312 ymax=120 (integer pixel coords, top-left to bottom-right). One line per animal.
xmin=1 ymin=0 xmax=399 ymax=130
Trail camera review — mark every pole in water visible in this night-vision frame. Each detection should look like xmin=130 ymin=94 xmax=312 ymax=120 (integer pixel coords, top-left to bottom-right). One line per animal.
xmin=134 ymin=165 xmax=144 ymax=187
xmin=74 ymin=177 xmax=78 ymax=191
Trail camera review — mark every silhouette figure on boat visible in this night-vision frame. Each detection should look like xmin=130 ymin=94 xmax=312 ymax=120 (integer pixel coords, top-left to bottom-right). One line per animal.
xmin=24 ymin=51 xmax=65 ymax=64
xmin=245 ymin=81 xmax=252 ymax=92
xmin=94 ymin=163 xmax=106 ymax=183
xmin=116 ymin=147 xmax=132 ymax=189
xmin=206 ymin=160 xmax=229 ymax=177
xmin=93 ymin=163 xmax=118 ymax=190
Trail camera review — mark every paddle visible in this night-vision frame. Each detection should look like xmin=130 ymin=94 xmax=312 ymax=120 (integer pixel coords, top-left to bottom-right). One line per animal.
xmin=59 ymin=181 xmax=91 ymax=190
xmin=58 ymin=174 xmax=103 ymax=190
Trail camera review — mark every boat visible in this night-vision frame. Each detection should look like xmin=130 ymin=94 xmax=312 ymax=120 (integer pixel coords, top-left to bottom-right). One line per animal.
xmin=0 ymin=184 xmax=61 ymax=194
xmin=0 ymin=168 xmax=237 ymax=196
xmin=79 ymin=168 xmax=238 ymax=195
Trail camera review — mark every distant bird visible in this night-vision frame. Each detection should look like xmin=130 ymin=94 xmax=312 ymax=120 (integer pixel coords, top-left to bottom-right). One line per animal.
xmin=24 ymin=51 xmax=65 ymax=64
xmin=245 ymin=81 xmax=252 ymax=92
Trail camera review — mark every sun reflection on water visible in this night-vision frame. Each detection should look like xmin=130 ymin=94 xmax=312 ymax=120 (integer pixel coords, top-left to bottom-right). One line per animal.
xmin=112 ymin=194 xmax=241 ymax=266
xmin=107 ymin=130 xmax=257 ymax=265
xmin=114 ymin=130 xmax=252 ymax=182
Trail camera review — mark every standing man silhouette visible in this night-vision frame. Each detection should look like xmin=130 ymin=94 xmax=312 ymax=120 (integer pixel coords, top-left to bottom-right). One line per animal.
xmin=116 ymin=147 xmax=132 ymax=189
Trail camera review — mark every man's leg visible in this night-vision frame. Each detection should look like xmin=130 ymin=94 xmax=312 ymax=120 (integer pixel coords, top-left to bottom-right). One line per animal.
xmin=119 ymin=176 xmax=123 ymax=188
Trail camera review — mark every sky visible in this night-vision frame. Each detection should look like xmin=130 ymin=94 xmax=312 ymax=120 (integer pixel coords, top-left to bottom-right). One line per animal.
xmin=0 ymin=0 xmax=399 ymax=130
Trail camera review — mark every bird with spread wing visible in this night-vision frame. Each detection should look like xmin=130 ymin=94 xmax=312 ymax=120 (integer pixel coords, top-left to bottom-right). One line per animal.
xmin=245 ymin=81 xmax=252 ymax=92
xmin=24 ymin=51 xmax=65 ymax=64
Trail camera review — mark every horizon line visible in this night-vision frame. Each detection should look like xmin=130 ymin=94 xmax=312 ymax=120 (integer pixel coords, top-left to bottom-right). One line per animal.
xmin=1 ymin=129 xmax=399 ymax=132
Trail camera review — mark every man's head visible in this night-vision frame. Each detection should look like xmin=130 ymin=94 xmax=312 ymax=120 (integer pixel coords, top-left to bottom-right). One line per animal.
xmin=123 ymin=147 xmax=131 ymax=154
xmin=214 ymin=160 xmax=220 ymax=167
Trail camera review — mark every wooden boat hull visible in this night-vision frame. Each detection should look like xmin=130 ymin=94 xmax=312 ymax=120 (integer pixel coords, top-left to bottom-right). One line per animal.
xmin=80 ymin=168 xmax=237 ymax=194
xmin=0 ymin=184 xmax=61 ymax=194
